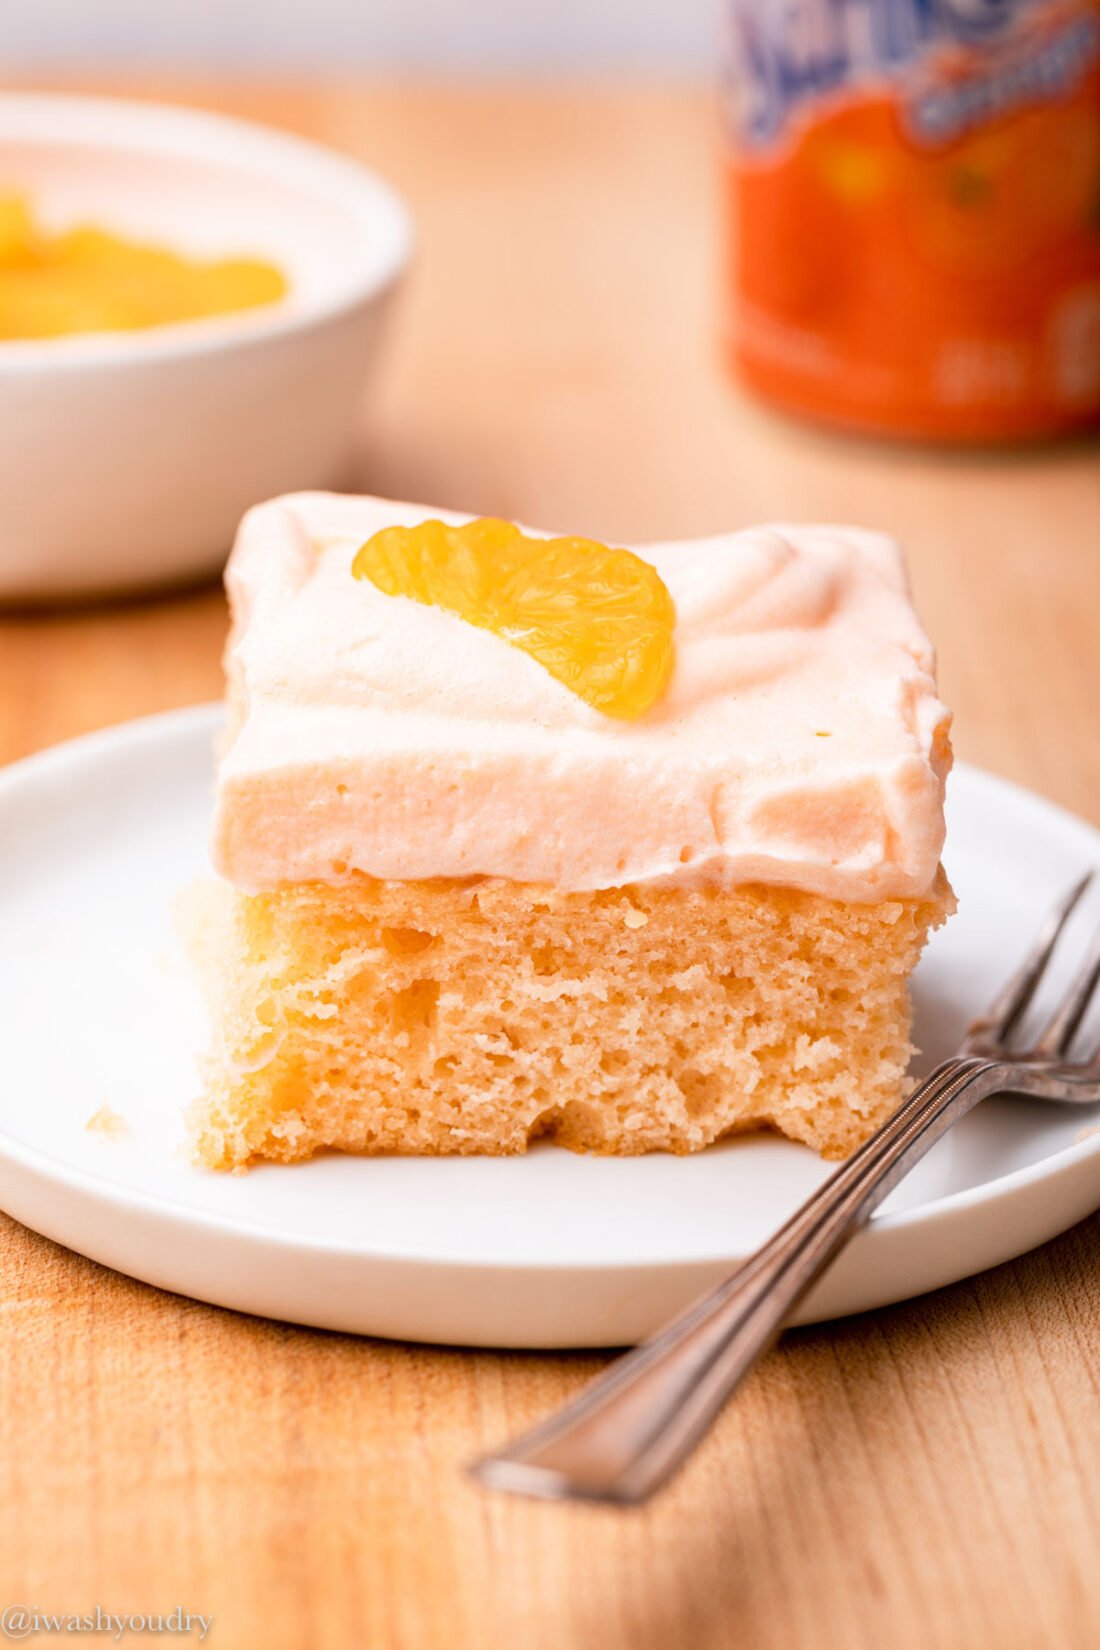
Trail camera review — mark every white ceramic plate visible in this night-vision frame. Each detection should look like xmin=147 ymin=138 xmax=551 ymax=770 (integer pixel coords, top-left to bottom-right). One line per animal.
xmin=0 ymin=705 xmax=1097 ymax=1348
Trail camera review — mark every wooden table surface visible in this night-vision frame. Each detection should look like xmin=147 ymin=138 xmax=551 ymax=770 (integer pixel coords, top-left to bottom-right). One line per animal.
xmin=1 ymin=82 xmax=1098 ymax=1650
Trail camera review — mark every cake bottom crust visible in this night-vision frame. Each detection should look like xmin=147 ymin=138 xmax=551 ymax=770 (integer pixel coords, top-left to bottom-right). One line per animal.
xmin=186 ymin=873 xmax=954 ymax=1172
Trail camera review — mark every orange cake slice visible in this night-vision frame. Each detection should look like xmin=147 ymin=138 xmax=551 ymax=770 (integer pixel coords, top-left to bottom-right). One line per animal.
xmin=189 ymin=493 xmax=953 ymax=1170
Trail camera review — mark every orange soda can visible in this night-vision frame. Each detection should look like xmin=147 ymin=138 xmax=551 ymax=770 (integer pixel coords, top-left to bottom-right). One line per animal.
xmin=724 ymin=0 xmax=1100 ymax=439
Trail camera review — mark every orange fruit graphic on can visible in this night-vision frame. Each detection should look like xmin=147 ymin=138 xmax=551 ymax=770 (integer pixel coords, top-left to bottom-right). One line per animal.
xmin=724 ymin=0 xmax=1100 ymax=438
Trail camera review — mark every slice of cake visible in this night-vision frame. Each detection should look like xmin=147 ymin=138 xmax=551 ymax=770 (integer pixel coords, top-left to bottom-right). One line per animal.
xmin=190 ymin=493 xmax=953 ymax=1171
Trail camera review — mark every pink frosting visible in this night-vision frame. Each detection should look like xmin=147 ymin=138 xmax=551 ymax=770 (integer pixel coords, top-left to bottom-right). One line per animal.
xmin=212 ymin=493 xmax=951 ymax=899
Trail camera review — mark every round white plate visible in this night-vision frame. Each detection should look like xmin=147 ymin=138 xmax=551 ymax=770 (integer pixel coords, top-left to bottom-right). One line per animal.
xmin=0 ymin=706 xmax=1098 ymax=1348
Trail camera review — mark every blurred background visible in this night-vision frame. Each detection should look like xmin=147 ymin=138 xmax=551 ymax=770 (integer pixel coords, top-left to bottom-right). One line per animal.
xmin=3 ymin=1 xmax=714 ymax=73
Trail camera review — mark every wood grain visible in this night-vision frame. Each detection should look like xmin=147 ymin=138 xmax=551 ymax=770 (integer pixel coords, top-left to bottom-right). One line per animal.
xmin=1 ymin=82 xmax=1098 ymax=1650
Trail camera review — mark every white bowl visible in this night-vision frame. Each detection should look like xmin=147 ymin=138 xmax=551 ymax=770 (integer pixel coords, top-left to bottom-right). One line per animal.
xmin=0 ymin=93 xmax=413 ymax=601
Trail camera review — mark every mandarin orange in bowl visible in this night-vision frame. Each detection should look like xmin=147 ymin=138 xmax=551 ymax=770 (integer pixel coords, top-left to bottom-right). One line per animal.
xmin=0 ymin=93 xmax=412 ymax=600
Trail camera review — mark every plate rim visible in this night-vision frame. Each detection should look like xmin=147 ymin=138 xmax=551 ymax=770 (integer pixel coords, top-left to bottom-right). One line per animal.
xmin=0 ymin=699 xmax=1098 ymax=1277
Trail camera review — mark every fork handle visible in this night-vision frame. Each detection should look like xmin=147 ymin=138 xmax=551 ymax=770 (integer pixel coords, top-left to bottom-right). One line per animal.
xmin=472 ymin=1056 xmax=1004 ymax=1505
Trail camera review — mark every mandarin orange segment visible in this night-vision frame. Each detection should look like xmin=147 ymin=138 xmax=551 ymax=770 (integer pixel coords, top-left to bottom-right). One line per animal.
xmin=0 ymin=194 xmax=287 ymax=340
xmin=0 ymin=196 xmax=37 ymax=265
xmin=352 ymin=518 xmax=675 ymax=720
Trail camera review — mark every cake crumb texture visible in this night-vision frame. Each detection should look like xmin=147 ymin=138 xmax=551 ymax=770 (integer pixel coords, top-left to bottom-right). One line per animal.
xmin=188 ymin=874 xmax=952 ymax=1171
xmin=86 ymin=1103 xmax=128 ymax=1139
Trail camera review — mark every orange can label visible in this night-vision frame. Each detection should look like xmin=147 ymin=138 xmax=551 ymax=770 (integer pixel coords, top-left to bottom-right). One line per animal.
xmin=725 ymin=0 xmax=1100 ymax=437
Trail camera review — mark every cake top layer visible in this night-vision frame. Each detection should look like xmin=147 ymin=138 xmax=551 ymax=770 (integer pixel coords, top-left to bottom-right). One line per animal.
xmin=212 ymin=492 xmax=951 ymax=900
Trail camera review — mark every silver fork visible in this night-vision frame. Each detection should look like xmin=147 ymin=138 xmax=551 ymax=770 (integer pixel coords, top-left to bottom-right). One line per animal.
xmin=470 ymin=871 xmax=1100 ymax=1507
